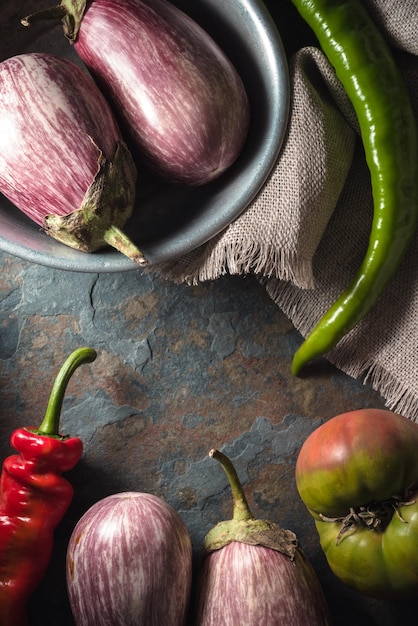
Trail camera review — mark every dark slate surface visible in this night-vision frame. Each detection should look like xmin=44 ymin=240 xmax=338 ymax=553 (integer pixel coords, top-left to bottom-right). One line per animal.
xmin=2 ymin=250 xmax=418 ymax=625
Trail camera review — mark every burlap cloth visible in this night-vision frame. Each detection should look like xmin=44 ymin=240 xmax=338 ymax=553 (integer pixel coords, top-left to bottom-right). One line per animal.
xmin=153 ymin=1 xmax=418 ymax=420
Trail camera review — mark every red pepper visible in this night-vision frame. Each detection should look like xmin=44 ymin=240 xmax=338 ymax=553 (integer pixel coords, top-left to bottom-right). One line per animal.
xmin=0 ymin=347 xmax=97 ymax=626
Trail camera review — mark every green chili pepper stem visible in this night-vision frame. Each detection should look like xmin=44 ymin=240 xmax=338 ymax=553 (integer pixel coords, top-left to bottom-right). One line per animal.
xmin=37 ymin=347 xmax=97 ymax=437
xmin=210 ymin=448 xmax=253 ymax=522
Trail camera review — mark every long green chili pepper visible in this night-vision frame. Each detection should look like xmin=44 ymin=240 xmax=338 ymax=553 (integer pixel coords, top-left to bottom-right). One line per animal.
xmin=291 ymin=0 xmax=418 ymax=375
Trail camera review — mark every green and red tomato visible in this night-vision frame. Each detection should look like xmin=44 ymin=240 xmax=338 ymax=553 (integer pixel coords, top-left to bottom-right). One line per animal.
xmin=296 ymin=408 xmax=418 ymax=599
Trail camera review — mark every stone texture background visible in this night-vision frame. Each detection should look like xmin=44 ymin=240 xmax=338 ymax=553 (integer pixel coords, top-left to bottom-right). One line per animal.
xmin=2 ymin=250 xmax=418 ymax=625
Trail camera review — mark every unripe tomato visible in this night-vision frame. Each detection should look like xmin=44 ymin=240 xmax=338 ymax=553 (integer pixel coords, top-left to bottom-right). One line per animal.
xmin=296 ymin=409 xmax=418 ymax=599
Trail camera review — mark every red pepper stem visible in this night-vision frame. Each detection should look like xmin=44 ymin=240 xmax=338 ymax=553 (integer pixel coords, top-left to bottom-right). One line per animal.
xmin=37 ymin=347 xmax=97 ymax=437
xmin=209 ymin=448 xmax=254 ymax=522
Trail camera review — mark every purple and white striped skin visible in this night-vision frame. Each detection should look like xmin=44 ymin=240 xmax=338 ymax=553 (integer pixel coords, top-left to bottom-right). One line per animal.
xmin=72 ymin=0 xmax=250 ymax=185
xmin=195 ymin=542 xmax=332 ymax=625
xmin=0 ymin=53 xmax=121 ymax=226
xmin=0 ymin=52 xmax=145 ymax=262
xmin=66 ymin=492 xmax=193 ymax=626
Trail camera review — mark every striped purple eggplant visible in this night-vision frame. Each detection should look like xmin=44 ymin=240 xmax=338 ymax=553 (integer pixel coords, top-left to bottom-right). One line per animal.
xmin=23 ymin=0 xmax=250 ymax=186
xmin=195 ymin=450 xmax=331 ymax=625
xmin=66 ymin=492 xmax=193 ymax=626
xmin=0 ymin=52 xmax=146 ymax=264
xmin=196 ymin=541 xmax=331 ymax=625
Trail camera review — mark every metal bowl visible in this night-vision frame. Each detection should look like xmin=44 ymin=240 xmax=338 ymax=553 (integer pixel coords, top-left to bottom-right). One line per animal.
xmin=0 ymin=0 xmax=289 ymax=272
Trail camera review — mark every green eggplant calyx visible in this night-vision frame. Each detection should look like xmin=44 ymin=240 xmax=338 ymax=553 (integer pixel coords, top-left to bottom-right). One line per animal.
xmin=31 ymin=347 xmax=97 ymax=439
xmin=21 ymin=0 xmax=87 ymax=42
xmin=204 ymin=517 xmax=298 ymax=558
xmin=205 ymin=448 xmax=298 ymax=559
xmin=43 ymin=141 xmax=147 ymax=265
xmin=319 ymin=489 xmax=417 ymax=545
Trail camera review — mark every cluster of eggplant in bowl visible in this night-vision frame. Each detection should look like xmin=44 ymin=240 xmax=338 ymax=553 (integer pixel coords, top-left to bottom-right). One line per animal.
xmin=0 ymin=0 xmax=289 ymax=273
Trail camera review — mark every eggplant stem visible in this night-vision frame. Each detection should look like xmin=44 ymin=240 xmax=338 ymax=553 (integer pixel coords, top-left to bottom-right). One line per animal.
xmin=21 ymin=5 xmax=67 ymax=27
xmin=103 ymin=225 xmax=148 ymax=266
xmin=37 ymin=347 xmax=97 ymax=437
xmin=22 ymin=1 xmax=88 ymax=42
xmin=210 ymin=448 xmax=253 ymax=522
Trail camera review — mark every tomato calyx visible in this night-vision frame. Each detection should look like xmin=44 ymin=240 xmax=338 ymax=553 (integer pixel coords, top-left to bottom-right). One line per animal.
xmin=319 ymin=488 xmax=417 ymax=545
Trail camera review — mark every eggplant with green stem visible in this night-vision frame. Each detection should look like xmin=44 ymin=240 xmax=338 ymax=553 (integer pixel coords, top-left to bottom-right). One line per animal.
xmin=22 ymin=0 xmax=250 ymax=186
xmin=195 ymin=448 xmax=331 ymax=625
xmin=0 ymin=52 xmax=146 ymax=264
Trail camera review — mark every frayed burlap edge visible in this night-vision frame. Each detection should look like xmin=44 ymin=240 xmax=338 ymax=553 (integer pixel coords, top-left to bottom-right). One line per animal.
xmin=263 ymin=276 xmax=418 ymax=422
xmin=151 ymin=240 xmax=316 ymax=287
